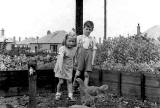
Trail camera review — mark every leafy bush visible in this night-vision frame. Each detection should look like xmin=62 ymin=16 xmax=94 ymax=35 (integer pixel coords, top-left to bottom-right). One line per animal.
xmin=0 ymin=53 xmax=57 ymax=71
xmin=95 ymin=34 xmax=160 ymax=74
xmin=38 ymin=61 xmax=56 ymax=70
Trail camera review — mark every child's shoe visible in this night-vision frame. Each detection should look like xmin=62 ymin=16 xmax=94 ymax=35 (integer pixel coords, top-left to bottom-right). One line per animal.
xmin=67 ymin=93 xmax=76 ymax=101
xmin=67 ymin=96 xmax=76 ymax=101
xmin=55 ymin=92 xmax=61 ymax=101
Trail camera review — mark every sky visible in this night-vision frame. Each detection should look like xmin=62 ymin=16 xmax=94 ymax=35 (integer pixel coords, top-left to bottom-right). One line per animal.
xmin=0 ymin=0 xmax=160 ymax=41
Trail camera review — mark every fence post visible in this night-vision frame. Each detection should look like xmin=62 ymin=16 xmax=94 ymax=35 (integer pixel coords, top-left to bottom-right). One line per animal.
xmin=141 ymin=72 xmax=145 ymax=101
xmin=118 ymin=72 xmax=122 ymax=97
xmin=52 ymin=71 xmax=57 ymax=93
xmin=99 ymin=65 xmax=103 ymax=85
xmin=28 ymin=58 xmax=37 ymax=108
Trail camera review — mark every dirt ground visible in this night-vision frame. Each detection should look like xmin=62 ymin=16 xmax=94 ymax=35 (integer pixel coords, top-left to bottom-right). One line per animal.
xmin=0 ymin=91 xmax=158 ymax=108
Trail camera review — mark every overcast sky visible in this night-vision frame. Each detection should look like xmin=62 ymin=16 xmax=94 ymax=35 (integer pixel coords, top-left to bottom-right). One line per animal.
xmin=0 ymin=0 xmax=160 ymax=41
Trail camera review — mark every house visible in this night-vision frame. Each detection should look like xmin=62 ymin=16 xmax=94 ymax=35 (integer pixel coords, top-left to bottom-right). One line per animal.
xmin=30 ymin=30 xmax=67 ymax=53
xmin=0 ymin=37 xmax=14 ymax=51
xmin=143 ymin=25 xmax=160 ymax=41
xmin=16 ymin=37 xmax=36 ymax=48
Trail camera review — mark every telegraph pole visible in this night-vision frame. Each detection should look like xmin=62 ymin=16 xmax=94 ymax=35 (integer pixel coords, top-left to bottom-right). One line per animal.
xmin=104 ymin=0 xmax=107 ymax=41
xmin=76 ymin=0 xmax=83 ymax=35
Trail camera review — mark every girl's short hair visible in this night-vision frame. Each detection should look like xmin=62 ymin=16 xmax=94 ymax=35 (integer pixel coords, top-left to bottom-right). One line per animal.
xmin=84 ymin=20 xmax=94 ymax=29
xmin=62 ymin=33 xmax=69 ymax=46
xmin=62 ymin=34 xmax=76 ymax=47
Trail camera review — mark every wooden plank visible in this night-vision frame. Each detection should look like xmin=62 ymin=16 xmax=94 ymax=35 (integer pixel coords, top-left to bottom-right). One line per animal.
xmin=122 ymin=71 xmax=141 ymax=77
xmin=102 ymin=71 xmax=119 ymax=82
xmin=90 ymin=71 xmax=100 ymax=86
xmin=122 ymin=83 xmax=141 ymax=99
xmin=145 ymin=87 xmax=160 ymax=96
xmin=122 ymin=74 xmax=141 ymax=85
xmin=103 ymin=81 xmax=119 ymax=94
xmin=145 ymin=79 xmax=160 ymax=87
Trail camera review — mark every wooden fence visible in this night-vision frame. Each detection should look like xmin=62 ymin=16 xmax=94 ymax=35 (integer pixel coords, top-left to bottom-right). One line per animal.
xmin=90 ymin=68 xmax=160 ymax=104
xmin=0 ymin=68 xmax=160 ymax=103
xmin=0 ymin=69 xmax=55 ymax=97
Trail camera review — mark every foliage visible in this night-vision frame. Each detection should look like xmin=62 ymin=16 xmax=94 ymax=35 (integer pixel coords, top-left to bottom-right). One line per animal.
xmin=95 ymin=34 xmax=160 ymax=73
xmin=37 ymin=61 xmax=56 ymax=70
xmin=0 ymin=52 xmax=57 ymax=71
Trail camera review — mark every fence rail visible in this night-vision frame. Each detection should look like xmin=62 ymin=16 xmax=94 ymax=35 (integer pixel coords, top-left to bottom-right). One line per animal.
xmin=90 ymin=68 xmax=160 ymax=103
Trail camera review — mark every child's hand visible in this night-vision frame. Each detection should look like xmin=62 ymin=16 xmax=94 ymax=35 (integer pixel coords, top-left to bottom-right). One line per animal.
xmin=29 ymin=67 xmax=35 ymax=75
xmin=74 ymin=59 xmax=77 ymax=67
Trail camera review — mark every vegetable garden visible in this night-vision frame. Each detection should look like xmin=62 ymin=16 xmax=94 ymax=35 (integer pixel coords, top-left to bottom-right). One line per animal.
xmin=1 ymin=34 xmax=160 ymax=107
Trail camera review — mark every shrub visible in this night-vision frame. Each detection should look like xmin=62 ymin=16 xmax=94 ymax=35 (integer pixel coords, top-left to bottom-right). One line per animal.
xmin=95 ymin=35 xmax=160 ymax=74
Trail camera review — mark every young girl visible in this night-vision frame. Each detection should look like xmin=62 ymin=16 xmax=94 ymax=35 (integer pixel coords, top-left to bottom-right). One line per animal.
xmin=54 ymin=33 xmax=77 ymax=101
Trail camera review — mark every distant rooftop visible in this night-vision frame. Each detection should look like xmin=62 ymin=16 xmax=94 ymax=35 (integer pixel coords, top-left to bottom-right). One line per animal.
xmin=30 ymin=30 xmax=67 ymax=44
xmin=143 ymin=25 xmax=160 ymax=40
xmin=16 ymin=37 xmax=36 ymax=45
xmin=0 ymin=36 xmax=14 ymax=43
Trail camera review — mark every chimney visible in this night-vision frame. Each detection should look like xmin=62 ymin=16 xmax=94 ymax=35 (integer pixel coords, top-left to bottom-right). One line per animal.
xmin=13 ymin=36 xmax=16 ymax=43
xmin=47 ymin=30 xmax=51 ymax=35
xmin=1 ymin=28 xmax=4 ymax=36
xmin=137 ymin=23 xmax=141 ymax=35
xmin=99 ymin=37 xmax=101 ymax=44
xmin=19 ymin=37 xmax=21 ymax=42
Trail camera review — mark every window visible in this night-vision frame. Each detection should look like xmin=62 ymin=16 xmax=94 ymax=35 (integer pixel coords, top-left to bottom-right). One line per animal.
xmin=50 ymin=45 xmax=57 ymax=52
xmin=38 ymin=44 xmax=42 ymax=49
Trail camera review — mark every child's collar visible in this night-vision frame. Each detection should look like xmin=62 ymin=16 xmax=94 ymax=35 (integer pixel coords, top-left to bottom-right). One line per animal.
xmin=83 ymin=34 xmax=91 ymax=38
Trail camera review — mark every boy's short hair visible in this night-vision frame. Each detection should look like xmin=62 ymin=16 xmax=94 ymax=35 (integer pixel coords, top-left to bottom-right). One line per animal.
xmin=84 ymin=20 xmax=94 ymax=29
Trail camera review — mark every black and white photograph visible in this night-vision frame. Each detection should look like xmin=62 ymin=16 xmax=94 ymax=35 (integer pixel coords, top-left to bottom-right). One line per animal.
xmin=0 ymin=0 xmax=160 ymax=107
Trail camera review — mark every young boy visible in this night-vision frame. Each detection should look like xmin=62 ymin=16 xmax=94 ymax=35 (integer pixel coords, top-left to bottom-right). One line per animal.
xmin=75 ymin=20 xmax=97 ymax=87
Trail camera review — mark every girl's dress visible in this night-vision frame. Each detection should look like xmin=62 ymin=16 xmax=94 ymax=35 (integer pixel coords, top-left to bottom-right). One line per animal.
xmin=54 ymin=46 xmax=76 ymax=80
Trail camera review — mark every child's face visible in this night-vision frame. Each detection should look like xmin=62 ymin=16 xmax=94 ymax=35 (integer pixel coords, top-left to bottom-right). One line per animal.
xmin=83 ymin=26 xmax=93 ymax=36
xmin=66 ymin=36 xmax=76 ymax=48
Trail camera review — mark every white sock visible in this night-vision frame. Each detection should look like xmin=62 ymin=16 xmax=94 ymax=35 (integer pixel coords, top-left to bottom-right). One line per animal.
xmin=56 ymin=92 xmax=61 ymax=96
xmin=68 ymin=93 xmax=73 ymax=98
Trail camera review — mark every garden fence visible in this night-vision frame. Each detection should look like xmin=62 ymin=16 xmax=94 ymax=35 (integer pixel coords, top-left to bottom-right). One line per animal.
xmin=0 ymin=68 xmax=159 ymax=103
